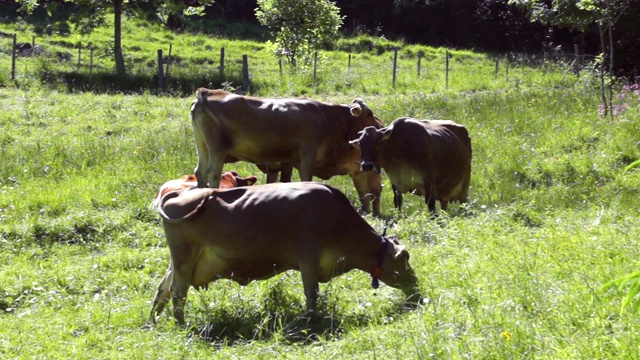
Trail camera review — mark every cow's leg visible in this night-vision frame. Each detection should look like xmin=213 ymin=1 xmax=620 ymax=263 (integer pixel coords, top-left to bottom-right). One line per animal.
xmin=440 ymin=200 xmax=449 ymax=212
xmin=297 ymin=148 xmax=316 ymax=182
xmin=205 ymin=150 xmax=225 ymax=188
xmin=424 ymin=179 xmax=437 ymax=213
xmin=279 ymin=162 xmax=294 ymax=182
xmin=392 ymin=184 xmax=403 ymax=211
xmin=170 ymin=261 xmax=196 ymax=326
xmin=299 ymin=263 xmax=320 ymax=313
xmin=192 ymin=129 xmax=210 ymax=188
xmin=146 ymin=263 xmax=173 ymax=326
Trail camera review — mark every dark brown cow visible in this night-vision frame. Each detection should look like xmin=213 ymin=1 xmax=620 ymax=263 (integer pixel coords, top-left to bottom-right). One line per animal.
xmin=146 ymin=182 xmax=421 ymax=325
xmin=190 ymin=88 xmax=381 ymax=191
xmin=350 ymin=117 xmax=472 ymax=213
xmin=150 ymin=171 xmax=257 ymax=209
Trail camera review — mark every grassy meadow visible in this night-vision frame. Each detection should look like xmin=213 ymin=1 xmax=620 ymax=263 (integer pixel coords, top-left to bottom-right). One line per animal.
xmin=2 ymin=18 xmax=640 ymax=359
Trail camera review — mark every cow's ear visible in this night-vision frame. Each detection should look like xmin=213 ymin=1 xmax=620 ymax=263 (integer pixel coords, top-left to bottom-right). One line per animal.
xmin=380 ymin=125 xmax=394 ymax=141
xmin=389 ymin=243 xmax=406 ymax=259
xmin=349 ymin=139 xmax=360 ymax=149
xmin=350 ymin=102 xmax=363 ymax=117
xmin=246 ymin=176 xmax=258 ymax=185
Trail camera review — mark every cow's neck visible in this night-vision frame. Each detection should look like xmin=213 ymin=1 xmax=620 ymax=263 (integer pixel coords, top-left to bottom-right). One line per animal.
xmin=370 ymin=236 xmax=388 ymax=289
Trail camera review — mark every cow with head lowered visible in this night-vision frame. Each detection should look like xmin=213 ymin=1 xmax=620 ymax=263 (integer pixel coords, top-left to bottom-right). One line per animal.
xmin=146 ymin=182 xmax=422 ymax=326
xmin=350 ymin=117 xmax=472 ymax=213
xmin=190 ymin=88 xmax=383 ymax=211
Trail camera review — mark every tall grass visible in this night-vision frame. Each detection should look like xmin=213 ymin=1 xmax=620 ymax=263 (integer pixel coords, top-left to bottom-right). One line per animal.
xmin=1 ymin=18 xmax=640 ymax=359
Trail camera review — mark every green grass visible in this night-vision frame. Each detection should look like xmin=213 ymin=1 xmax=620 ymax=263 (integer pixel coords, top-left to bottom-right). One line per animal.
xmin=2 ymin=17 xmax=640 ymax=359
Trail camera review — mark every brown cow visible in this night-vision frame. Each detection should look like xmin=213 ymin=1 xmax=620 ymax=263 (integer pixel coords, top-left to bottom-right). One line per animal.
xmin=150 ymin=171 xmax=257 ymax=209
xmin=190 ymin=88 xmax=381 ymax=191
xmin=350 ymin=117 xmax=472 ymax=213
xmin=146 ymin=182 xmax=421 ymax=326
xmin=251 ymin=135 xmax=384 ymax=216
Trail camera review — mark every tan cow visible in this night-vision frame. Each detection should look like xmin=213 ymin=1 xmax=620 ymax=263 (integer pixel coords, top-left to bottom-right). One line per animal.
xmin=190 ymin=88 xmax=381 ymax=192
xmin=250 ymin=137 xmax=384 ymax=216
xmin=350 ymin=117 xmax=472 ymax=213
xmin=146 ymin=182 xmax=421 ymax=326
xmin=150 ymin=171 xmax=257 ymax=209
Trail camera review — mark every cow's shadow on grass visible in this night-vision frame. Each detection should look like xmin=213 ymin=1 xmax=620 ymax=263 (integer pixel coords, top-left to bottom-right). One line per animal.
xmin=184 ymin=283 xmax=415 ymax=346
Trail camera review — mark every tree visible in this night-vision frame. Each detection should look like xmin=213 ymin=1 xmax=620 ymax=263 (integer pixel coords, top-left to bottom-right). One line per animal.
xmin=16 ymin=0 xmax=212 ymax=78
xmin=255 ymin=0 xmax=343 ymax=67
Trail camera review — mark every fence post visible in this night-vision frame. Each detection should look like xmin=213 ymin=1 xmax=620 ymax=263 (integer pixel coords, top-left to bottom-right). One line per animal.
xmin=392 ymin=48 xmax=398 ymax=88
xmin=279 ymin=58 xmax=283 ymax=77
xmin=219 ymin=47 xmax=225 ymax=80
xmin=417 ymin=51 xmax=422 ymax=76
xmin=77 ymin=42 xmax=81 ymax=69
xmin=573 ymin=44 xmax=581 ymax=77
xmin=445 ymin=50 xmax=449 ymax=90
xmin=348 ymin=54 xmax=351 ymax=69
xmin=165 ymin=44 xmax=173 ymax=78
xmin=494 ymin=58 xmax=499 ymax=78
xmin=157 ymin=49 xmax=165 ymax=91
xmin=32 ymin=35 xmax=35 ymax=50
xmin=313 ymin=51 xmax=318 ymax=85
xmin=89 ymin=47 xmax=94 ymax=78
xmin=242 ymin=55 xmax=249 ymax=93
xmin=505 ymin=55 xmax=509 ymax=82
xmin=11 ymin=33 xmax=16 ymax=80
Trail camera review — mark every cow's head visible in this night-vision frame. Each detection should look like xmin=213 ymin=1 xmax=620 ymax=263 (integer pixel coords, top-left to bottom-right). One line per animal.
xmin=347 ymin=99 xmax=383 ymax=139
xmin=377 ymin=236 xmax=422 ymax=305
xmin=349 ymin=125 xmax=393 ymax=173
xmin=220 ymin=171 xmax=258 ymax=188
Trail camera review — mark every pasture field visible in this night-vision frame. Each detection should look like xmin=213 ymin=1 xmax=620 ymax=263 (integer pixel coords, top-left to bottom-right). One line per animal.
xmin=2 ymin=21 xmax=640 ymax=359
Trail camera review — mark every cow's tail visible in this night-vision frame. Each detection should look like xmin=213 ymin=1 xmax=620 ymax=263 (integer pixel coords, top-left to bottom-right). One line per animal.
xmin=191 ymin=88 xmax=221 ymax=126
xmin=156 ymin=190 xmax=207 ymax=224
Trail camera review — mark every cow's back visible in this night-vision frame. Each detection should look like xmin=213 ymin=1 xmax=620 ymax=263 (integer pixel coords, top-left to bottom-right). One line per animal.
xmin=162 ymin=182 xmax=375 ymax=255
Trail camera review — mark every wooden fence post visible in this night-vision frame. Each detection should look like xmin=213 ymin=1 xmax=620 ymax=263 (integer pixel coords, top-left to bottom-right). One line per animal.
xmin=348 ymin=54 xmax=351 ymax=69
xmin=505 ymin=55 xmax=509 ymax=81
xmin=77 ymin=42 xmax=81 ymax=69
xmin=573 ymin=44 xmax=581 ymax=77
xmin=445 ymin=50 xmax=450 ymax=90
xmin=32 ymin=35 xmax=35 ymax=50
xmin=279 ymin=58 xmax=283 ymax=77
xmin=242 ymin=55 xmax=249 ymax=93
xmin=494 ymin=58 xmax=499 ymax=78
xmin=392 ymin=48 xmax=398 ymax=88
xmin=89 ymin=47 xmax=94 ymax=78
xmin=11 ymin=33 xmax=16 ymax=80
xmin=165 ymin=44 xmax=172 ymax=78
xmin=313 ymin=51 xmax=318 ymax=85
xmin=219 ymin=47 xmax=225 ymax=80
xmin=417 ymin=51 xmax=422 ymax=76
xmin=157 ymin=49 xmax=165 ymax=91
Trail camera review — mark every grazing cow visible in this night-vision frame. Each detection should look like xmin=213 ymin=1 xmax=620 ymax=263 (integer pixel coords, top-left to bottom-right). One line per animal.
xmin=350 ymin=117 xmax=472 ymax=213
xmin=190 ymin=88 xmax=381 ymax=190
xmin=146 ymin=182 xmax=421 ymax=326
xmin=150 ymin=172 xmax=257 ymax=209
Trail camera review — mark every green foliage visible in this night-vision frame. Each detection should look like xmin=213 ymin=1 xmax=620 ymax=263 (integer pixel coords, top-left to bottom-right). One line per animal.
xmin=255 ymin=0 xmax=343 ymax=67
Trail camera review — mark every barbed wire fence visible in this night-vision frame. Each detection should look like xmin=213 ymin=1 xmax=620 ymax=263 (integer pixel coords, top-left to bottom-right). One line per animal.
xmin=5 ymin=32 xmax=597 ymax=95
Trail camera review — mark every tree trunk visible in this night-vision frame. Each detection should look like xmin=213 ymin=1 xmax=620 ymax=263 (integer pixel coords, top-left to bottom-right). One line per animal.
xmin=113 ymin=0 xmax=126 ymax=78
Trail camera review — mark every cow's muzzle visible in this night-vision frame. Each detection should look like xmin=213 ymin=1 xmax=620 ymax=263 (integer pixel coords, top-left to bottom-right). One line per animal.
xmin=361 ymin=162 xmax=380 ymax=174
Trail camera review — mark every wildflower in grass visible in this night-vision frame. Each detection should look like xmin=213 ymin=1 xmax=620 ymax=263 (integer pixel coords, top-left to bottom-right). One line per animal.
xmin=501 ymin=331 xmax=511 ymax=341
